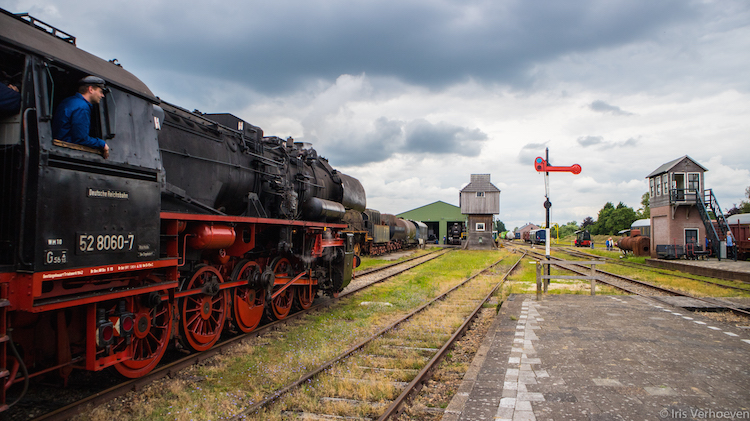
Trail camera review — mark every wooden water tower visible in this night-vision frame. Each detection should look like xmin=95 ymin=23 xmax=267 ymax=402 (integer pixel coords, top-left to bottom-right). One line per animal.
xmin=460 ymin=174 xmax=501 ymax=250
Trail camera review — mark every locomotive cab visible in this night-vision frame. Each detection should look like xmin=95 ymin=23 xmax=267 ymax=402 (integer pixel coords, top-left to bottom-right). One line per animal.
xmin=10 ymin=60 xmax=162 ymax=272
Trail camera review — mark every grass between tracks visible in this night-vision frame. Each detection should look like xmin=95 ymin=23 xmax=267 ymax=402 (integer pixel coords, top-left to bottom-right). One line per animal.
xmin=278 ymin=276 xmax=497 ymax=419
xmin=78 ymin=249 xmax=506 ymax=421
xmin=354 ymin=247 xmax=434 ymax=272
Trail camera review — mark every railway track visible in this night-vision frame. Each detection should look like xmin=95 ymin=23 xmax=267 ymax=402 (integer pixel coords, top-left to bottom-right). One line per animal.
xmin=559 ymin=246 xmax=750 ymax=292
xmin=518 ymin=247 xmax=750 ymax=319
xmin=231 ymin=253 xmax=525 ymax=420
xmin=26 ymin=249 xmax=450 ymax=421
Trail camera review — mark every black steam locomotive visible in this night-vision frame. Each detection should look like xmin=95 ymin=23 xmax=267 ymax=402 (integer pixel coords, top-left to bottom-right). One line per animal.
xmin=447 ymin=223 xmax=463 ymax=245
xmin=0 ymin=9 xmax=364 ymax=406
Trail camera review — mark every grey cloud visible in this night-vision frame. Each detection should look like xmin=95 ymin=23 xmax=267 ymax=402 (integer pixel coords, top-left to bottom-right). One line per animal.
xmin=320 ymin=117 xmax=403 ymax=165
xmin=522 ymin=142 xmax=550 ymax=151
xmin=319 ymin=117 xmax=486 ymax=165
xmin=577 ymin=135 xmax=640 ymax=150
xmin=619 ymin=137 xmax=639 ymax=147
xmin=577 ymin=136 xmax=604 ymax=147
xmin=589 ymin=100 xmax=634 ymax=116
xmin=404 ymin=119 xmax=486 ymax=155
xmin=517 ymin=141 xmax=550 ymax=164
xmin=50 ymin=0 xmax=702 ymax=96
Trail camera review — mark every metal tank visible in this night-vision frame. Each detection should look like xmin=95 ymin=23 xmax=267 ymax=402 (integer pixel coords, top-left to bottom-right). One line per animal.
xmin=616 ymin=229 xmax=650 ymax=256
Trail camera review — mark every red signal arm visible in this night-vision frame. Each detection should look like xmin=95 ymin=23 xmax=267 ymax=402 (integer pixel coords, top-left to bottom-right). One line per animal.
xmin=534 ymin=157 xmax=581 ymax=174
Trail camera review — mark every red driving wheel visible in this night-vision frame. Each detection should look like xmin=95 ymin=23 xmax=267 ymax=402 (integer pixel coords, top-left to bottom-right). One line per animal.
xmin=232 ymin=260 xmax=265 ymax=333
xmin=114 ymin=276 xmax=173 ymax=378
xmin=269 ymin=257 xmax=293 ymax=320
xmin=295 ymin=284 xmax=316 ymax=310
xmin=180 ymin=265 xmax=228 ymax=352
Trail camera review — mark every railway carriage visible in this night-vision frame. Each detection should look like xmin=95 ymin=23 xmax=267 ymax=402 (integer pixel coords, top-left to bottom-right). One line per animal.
xmin=528 ymin=229 xmax=546 ymax=245
xmin=0 ymin=9 xmax=364 ymax=409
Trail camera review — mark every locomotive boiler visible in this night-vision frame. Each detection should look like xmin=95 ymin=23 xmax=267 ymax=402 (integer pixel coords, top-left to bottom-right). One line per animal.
xmin=0 ymin=8 xmax=365 ymax=409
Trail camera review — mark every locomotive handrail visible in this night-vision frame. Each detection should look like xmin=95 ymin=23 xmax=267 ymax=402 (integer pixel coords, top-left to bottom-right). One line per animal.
xmin=160 ymin=102 xmax=285 ymax=166
xmin=17 ymin=108 xmax=34 ymax=267
xmin=160 ymin=211 xmax=348 ymax=229
xmin=14 ymin=12 xmax=76 ymax=44
xmin=159 ymin=147 xmax=283 ymax=176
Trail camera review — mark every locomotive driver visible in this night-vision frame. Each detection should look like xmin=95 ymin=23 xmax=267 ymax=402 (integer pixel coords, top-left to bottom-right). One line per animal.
xmin=52 ymin=75 xmax=110 ymax=158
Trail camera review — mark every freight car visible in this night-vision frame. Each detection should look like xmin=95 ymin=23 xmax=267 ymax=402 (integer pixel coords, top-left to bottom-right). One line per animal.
xmin=725 ymin=214 xmax=749 ymax=261
xmin=0 ymin=9 xmax=365 ymax=408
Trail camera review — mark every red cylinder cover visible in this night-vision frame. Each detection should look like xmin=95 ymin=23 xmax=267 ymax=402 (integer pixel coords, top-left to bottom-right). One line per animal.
xmin=187 ymin=224 xmax=236 ymax=249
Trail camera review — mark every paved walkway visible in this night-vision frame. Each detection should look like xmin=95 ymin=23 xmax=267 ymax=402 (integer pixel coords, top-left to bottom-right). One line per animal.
xmin=444 ymin=295 xmax=750 ymax=421
xmin=669 ymin=259 xmax=750 ymax=274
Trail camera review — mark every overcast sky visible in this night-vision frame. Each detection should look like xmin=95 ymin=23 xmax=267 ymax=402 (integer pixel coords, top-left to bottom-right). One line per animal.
xmin=5 ymin=0 xmax=749 ymax=231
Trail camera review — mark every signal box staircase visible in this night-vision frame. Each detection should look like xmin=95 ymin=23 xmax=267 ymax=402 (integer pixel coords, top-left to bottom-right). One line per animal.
xmin=696 ymin=189 xmax=730 ymax=260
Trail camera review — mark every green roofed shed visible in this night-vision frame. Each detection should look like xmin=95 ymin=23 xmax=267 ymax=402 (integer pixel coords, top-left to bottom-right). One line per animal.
xmin=397 ymin=201 xmax=465 ymax=244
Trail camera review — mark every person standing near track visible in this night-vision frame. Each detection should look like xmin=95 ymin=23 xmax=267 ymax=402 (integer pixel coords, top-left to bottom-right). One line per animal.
xmin=726 ymin=231 xmax=736 ymax=261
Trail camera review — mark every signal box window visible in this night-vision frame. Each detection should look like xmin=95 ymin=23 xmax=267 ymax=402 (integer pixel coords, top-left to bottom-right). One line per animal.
xmin=688 ymin=173 xmax=700 ymax=192
xmin=476 ymin=192 xmax=485 ymax=197
xmin=476 ymin=223 xmax=485 ymax=231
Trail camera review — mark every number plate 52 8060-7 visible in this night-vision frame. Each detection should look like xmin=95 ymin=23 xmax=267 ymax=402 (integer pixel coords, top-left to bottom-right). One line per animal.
xmin=77 ymin=233 xmax=135 ymax=254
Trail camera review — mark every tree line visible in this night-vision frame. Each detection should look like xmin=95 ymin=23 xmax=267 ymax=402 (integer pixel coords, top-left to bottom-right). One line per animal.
xmin=557 ymin=193 xmax=650 ymax=237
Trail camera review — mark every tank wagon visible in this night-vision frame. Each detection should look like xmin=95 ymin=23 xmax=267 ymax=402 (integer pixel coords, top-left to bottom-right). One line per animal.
xmin=616 ymin=229 xmax=650 ymax=257
xmin=0 ymin=9 xmax=365 ymax=408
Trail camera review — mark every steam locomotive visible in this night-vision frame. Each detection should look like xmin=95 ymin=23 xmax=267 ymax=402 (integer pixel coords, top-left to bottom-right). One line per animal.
xmin=0 ymin=9 xmax=365 ymax=408
xmin=447 ymin=223 xmax=463 ymax=245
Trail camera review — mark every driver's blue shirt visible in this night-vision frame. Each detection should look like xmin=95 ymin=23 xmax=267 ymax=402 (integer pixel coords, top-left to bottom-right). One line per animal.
xmin=52 ymin=93 xmax=105 ymax=149
xmin=0 ymin=84 xmax=21 ymax=116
